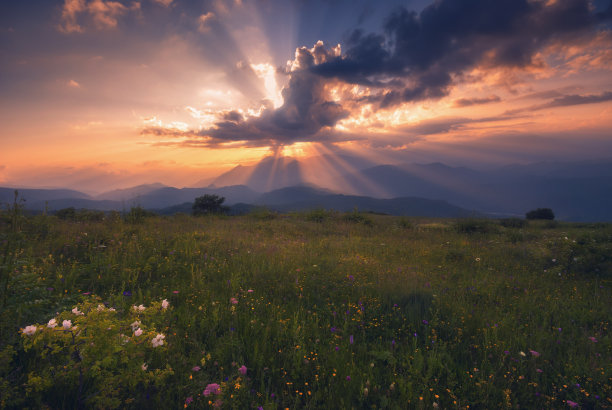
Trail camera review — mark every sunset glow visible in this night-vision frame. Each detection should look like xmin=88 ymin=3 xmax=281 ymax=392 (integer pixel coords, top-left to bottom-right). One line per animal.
xmin=1 ymin=0 xmax=612 ymax=192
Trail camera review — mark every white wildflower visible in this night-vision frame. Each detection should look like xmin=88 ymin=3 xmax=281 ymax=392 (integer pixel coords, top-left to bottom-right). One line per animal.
xmin=133 ymin=304 xmax=145 ymax=312
xmin=47 ymin=318 xmax=58 ymax=328
xmin=161 ymin=299 xmax=169 ymax=309
xmin=151 ymin=333 xmax=165 ymax=347
xmin=130 ymin=321 xmax=141 ymax=331
xmin=72 ymin=307 xmax=84 ymax=316
xmin=97 ymin=304 xmax=105 ymax=311
xmin=23 ymin=325 xmax=37 ymax=336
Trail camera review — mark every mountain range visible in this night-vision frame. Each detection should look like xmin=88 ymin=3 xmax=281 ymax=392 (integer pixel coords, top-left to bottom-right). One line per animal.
xmin=2 ymin=157 xmax=612 ymax=221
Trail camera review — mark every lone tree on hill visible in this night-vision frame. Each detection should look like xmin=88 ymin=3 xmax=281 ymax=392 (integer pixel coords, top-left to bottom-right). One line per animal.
xmin=525 ymin=208 xmax=555 ymax=220
xmin=193 ymin=194 xmax=229 ymax=216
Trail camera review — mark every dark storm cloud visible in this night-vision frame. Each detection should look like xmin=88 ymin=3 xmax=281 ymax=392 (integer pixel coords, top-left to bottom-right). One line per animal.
xmin=312 ymin=0 xmax=612 ymax=107
xmin=143 ymin=0 xmax=612 ymax=147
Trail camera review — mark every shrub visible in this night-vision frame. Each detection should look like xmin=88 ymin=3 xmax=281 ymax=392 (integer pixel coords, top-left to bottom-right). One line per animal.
xmin=125 ymin=206 xmax=156 ymax=223
xmin=499 ymin=217 xmax=527 ymax=228
xmin=343 ymin=209 xmax=374 ymax=226
xmin=304 ymin=208 xmax=333 ymax=222
xmin=19 ymin=297 xmax=173 ymax=409
xmin=455 ymin=218 xmax=494 ymax=233
xmin=526 ymin=208 xmax=555 ymax=220
xmin=55 ymin=207 xmax=77 ymax=220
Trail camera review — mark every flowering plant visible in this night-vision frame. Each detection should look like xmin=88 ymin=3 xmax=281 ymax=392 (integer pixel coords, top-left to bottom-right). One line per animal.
xmin=19 ymin=297 xmax=174 ymax=409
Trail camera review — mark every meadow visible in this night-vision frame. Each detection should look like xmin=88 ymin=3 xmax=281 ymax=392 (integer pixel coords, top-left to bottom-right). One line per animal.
xmin=0 ymin=207 xmax=610 ymax=409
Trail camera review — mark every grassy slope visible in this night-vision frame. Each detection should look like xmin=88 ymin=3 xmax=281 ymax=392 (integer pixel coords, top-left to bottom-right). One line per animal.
xmin=1 ymin=212 xmax=610 ymax=408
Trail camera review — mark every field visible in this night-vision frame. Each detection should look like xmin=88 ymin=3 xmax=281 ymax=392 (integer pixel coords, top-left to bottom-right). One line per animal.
xmin=1 ymin=209 xmax=610 ymax=409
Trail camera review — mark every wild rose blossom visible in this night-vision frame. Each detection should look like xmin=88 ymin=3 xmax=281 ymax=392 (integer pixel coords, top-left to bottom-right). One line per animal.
xmin=133 ymin=304 xmax=145 ymax=312
xmin=151 ymin=333 xmax=165 ymax=347
xmin=131 ymin=321 xmax=140 ymax=331
xmin=47 ymin=318 xmax=58 ymax=328
xmin=134 ymin=328 xmax=143 ymax=337
xmin=161 ymin=299 xmax=169 ymax=309
xmin=72 ymin=307 xmax=84 ymax=316
xmin=238 ymin=365 xmax=247 ymax=375
xmin=62 ymin=320 xmax=72 ymax=329
xmin=23 ymin=325 xmax=37 ymax=336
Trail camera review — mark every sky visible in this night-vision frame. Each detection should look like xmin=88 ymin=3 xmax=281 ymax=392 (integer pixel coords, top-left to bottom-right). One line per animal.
xmin=1 ymin=0 xmax=612 ymax=192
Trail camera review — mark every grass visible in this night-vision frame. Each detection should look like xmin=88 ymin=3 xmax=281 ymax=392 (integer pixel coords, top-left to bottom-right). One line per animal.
xmin=1 ymin=210 xmax=610 ymax=408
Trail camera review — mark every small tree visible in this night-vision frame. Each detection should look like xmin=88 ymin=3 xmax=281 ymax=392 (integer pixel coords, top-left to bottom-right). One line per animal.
xmin=525 ymin=208 xmax=555 ymax=220
xmin=192 ymin=194 xmax=229 ymax=216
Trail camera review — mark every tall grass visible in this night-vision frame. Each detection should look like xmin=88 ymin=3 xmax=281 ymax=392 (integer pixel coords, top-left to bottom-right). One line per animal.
xmin=1 ymin=211 xmax=610 ymax=408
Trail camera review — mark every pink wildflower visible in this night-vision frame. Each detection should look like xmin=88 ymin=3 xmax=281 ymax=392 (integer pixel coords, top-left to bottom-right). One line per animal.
xmin=192 ymin=366 xmax=201 ymax=372
xmin=529 ymin=350 xmax=540 ymax=357
xmin=238 ymin=365 xmax=247 ymax=375
xmin=230 ymin=297 xmax=238 ymax=305
xmin=566 ymin=400 xmax=579 ymax=408
xmin=588 ymin=336 xmax=598 ymax=343
xmin=203 ymin=383 xmax=221 ymax=396
xmin=22 ymin=325 xmax=37 ymax=336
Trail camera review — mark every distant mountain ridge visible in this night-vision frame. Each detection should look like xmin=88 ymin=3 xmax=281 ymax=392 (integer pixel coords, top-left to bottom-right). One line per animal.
xmin=3 ymin=158 xmax=612 ymax=221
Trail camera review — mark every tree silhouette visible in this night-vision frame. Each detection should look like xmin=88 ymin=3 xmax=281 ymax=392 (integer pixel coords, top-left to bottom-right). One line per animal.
xmin=192 ymin=194 xmax=229 ymax=216
xmin=525 ymin=208 xmax=555 ymax=220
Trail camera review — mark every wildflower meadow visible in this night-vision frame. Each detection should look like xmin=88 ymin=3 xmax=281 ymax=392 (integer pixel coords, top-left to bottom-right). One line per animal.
xmin=1 ymin=208 xmax=610 ymax=408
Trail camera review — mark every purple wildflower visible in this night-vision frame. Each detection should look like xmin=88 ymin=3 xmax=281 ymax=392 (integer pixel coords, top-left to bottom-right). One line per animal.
xmin=349 ymin=335 xmax=354 ymax=344
xmin=203 ymin=383 xmax=221 ymax=396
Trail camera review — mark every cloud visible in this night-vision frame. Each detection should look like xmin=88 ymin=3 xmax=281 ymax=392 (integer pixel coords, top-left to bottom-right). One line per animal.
xmin=506 ymin=91 xmax=612 ymax=114
xmin=540 ymin=91 xmax=612 ymax=108
xmin=453 ymin=95 xmax=501 ymax=107
xmin=151 ymin=0 xmax=173 ymax=6
xmin=58 ymin=0 xmax=138 ymax=33
xmin=59 ymin=0 xmax=86 ymax=33
xmin=312 ymin=0 xmax=612 ymax=107
xmin=67 ymin=79 xmax=81 ymax=88
xmin=143 ymin=1 xmax=612 ymax=150
xmin=198 ymin=12 xmax=216 ymax=33
xmin=143 ymin=41 xmax=350 ymax=147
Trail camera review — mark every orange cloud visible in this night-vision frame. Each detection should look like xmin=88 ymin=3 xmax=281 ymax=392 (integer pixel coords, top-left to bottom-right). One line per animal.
xmin=58 ymin=0 xmax=136 ymax=33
